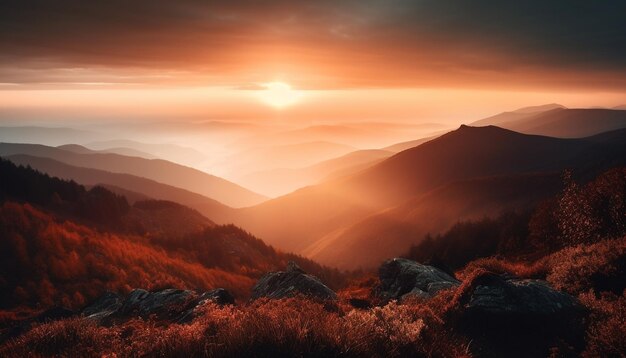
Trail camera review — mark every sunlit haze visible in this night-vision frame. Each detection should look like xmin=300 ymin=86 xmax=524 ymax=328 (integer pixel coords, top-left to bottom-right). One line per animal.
xmin=1 ymin=2 xmax=626 ymax=355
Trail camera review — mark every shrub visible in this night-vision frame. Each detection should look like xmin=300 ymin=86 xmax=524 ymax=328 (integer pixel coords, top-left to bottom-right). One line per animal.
xmin=546 ymin=236 xmax=626 ymax=295
xmin=579 ymin=291 xmax=626 ymax=357
xmin=0 ymin=297 xmax=470 ymax=358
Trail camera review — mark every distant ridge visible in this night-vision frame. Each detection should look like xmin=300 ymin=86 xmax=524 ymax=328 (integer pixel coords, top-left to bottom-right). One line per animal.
xmin=0 ymin=142 xmax=267 ymax=207
xmin=58 ymin=144 xmax=157 ymax=159
xmin=5 ymin=154 xmax=235 ymax=223
xmin=471 ymin=103 xmax=565 ymax=127
xmin=478 ymin=108 xmax=626 ymax=138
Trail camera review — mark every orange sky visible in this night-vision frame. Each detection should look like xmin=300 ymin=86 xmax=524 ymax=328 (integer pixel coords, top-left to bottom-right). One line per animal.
xmin=1 ymin=86 xmax=625 ymax=127
xmin=0 ymin=1 xmax=625 ymax=125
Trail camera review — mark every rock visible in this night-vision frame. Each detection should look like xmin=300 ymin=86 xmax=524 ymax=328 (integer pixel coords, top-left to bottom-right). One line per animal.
xmin=464 ymin=274 xmax=582 ymax=316
xmin=456 ymin=273 xmax=587 ymax=357
xmin=252 ymin=261 xmax=337 ymax=300
xmin=175 ymin=288 xmax=236 ymax=324
xmin=198 ymin=288 xmax=235 ymax=306
xmin=377 ymin=258 xmax=460 ymax=300
xmin=82 ymin=292 xmax=122 ymax=320
xmin=82 ymin=288 xmax=234 ymax=324
xmin=135 ymin=289 xmax=194 ymax=318
xmin=118 ymin=288 xmax=150 ymax=316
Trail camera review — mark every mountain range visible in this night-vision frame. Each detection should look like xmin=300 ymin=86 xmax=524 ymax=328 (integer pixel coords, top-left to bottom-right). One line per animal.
xmin=0 ymin=143 xmax=266 ymax=208
xmin=228 ymin=125 xmax=626 ymax=268
xmin=2 ymin=106 xmax=626 ymax=271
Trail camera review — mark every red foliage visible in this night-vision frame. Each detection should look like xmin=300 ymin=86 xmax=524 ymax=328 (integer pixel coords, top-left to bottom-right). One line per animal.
xmin=0 ymin=297 xmax=470 ymax=358
xmin=578 ymin=291 xmax=626 ymax=357
xmin=0 ymin=202 xmax=255 ymax=309
xmin=546 ymin=236 xmax=626 ymax=294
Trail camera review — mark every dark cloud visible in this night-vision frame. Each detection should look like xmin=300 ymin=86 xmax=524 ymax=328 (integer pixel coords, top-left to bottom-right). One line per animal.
xmin=0 ymin=0 xmax=624 ymax=89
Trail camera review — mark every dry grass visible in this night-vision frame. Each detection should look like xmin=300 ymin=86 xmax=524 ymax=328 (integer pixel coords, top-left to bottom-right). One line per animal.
xmin=1 ymin=297 xmax=469 ymax=358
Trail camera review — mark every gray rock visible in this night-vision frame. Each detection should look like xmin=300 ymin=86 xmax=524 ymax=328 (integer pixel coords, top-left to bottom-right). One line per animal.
xmin=198 ymin=288 xmax=235 ymax=306
xmin=457 ymin=273 xmax=587 ymax=356
xmin=82 ymin=292 xmax=122 ymax=320
xmin=463 ymin=274 xmax=582 ymax=316
xmin=117 ymin=288 xmax=150 ymax=315
xmin=136 ymin=289 xmax=194 ymax=317
xmin=83 ymin=288 xmax=234 ymax=324
xmin=176 ymin=288 xmax=236 ymax=323
xmin=377 ymin=258 xmax=460 ymax=300
xmin=252 ymin=262 xmax=337 ymax=300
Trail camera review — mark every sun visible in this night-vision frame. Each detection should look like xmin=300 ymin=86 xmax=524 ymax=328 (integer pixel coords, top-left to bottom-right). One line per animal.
xmin=258 ymin=82 xmax=302 ymax=109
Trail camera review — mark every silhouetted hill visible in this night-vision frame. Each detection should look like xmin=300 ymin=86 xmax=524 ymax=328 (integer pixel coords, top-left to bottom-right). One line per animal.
xmin=4 ymin=155 xmax=235 ymax=223
xmin=230 ymin=126 xmax=626 ymax=265
xmin=0 ymin=158 xmax=213 ymax=236
xmin=0 ymin=143 xmax=266 ymax=207
xmin=473 ymin=108 xmax=626 ymax=138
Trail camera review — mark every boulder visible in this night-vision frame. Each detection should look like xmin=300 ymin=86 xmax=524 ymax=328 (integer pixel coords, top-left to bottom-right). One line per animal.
xmin=464 ymin=274 xmax=582 ymax=316
xmin=135 ymin=289 xmax=194 ymax=318
xmin=83 ymin=288 xmax=234 ymax=323
xmin=456 ymin=272 xmax=587 ymax=357
xmin=118 ymin=288 xmax=150 ymax=316
xmin=377 ymin=258 xmax=460 ymax=300
xmin=252 ymin=262 xmax=337 ymax=300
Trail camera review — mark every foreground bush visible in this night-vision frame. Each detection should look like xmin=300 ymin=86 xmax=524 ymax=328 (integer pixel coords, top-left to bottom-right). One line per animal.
xmin=579 ymin=291 xmax=626 ymax=357
xmin=1 ymin=298 xmax=468 ymax=358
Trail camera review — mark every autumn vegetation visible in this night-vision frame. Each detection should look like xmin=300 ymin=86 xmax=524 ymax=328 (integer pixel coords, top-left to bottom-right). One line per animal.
xmin=0 ymin=159 xmax=625 ymax=356
xmin=0 ymin=160 xmax=344 ymax=309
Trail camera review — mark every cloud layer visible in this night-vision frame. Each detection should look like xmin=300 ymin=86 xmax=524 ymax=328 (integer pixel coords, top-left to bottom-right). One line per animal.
xmin=1 ymin=0 xmax=625 ymax=89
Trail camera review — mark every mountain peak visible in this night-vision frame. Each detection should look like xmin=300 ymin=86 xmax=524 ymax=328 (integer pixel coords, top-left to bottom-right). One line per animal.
xmin=455 ymin=124 xmax=509 ymax=133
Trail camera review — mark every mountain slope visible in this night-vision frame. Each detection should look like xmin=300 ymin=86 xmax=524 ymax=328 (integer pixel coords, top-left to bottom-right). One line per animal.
xmin=473 ymin=108 xmax=626 ymax=138
xmin=0 ymin=143 xmax=266 ymax=207
xmin=5 ymin=154 xmax=235 ymax=223
xmin=304 ymin=173 xmax=563 ymax=269
xmin=86 ymin=139 xmax=210 ymax=168
xmin=382 ymin=136 xmax=437 ymax=153
xmin=58 ymin=144 xmax=156 ymax=159
xmin=229 ymin=126 xmax=626 ymax=258
xmin=0 ymin=159 xmax=344 ymax=309
xmin=471 ymin=103 xmax=565 ymax=127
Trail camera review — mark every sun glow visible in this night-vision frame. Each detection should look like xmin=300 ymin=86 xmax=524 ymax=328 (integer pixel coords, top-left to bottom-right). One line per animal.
xmin=258 ymin=82 xmax=302 ymax=109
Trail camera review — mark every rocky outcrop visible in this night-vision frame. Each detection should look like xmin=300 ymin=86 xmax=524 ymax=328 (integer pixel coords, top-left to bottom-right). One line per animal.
xmin=377 ymin=258 xmax=460 ymax=300
xmin=82 ymin=291 xmax=122 ymax=320
xmin=251 ymin=262 xmax=337 ymax=300
xmin=82 ymin=288 xmax=234 ymax=324
xmin=463 ymin=274 xmax=582 ymax=316
xmin=456 ymin=272 xmax=587 ymax=357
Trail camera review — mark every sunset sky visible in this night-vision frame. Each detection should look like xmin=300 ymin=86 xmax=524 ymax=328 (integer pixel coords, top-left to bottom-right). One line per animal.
xmin=1 ymin=0 xmax=625 ymax=125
